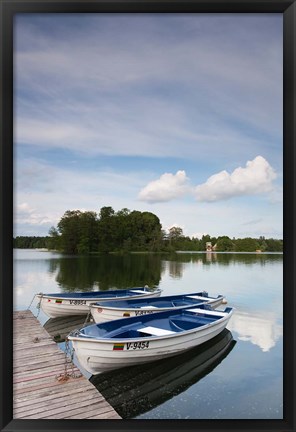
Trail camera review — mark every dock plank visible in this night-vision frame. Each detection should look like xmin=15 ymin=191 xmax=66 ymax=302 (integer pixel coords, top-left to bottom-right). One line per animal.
xmin=14 ymin=389 xmax=101 ymax=416
xmin=14 ymin=380 xmax=91 ymax=401
xmin=13 ymin=310 xmax=121 ymax=420
xmin=41 ymin=400 xmax=114 ymax=420
xmin=14 ymin=386 xmax=98 ymax=409
xmin=14 ymin=376 xmax=88 ymax=394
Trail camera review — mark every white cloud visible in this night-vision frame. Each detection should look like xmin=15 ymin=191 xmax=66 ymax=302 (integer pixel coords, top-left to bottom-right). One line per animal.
xmin=14 ymin=15 xmax=283 ymax=239
xmin=138 ymin=156 xmax=277 ymax=205
xmin=15 ymin=156 xmax=282 ymax=239
xmin=14 ymin=158 xmax=152 ymax=235
xmin=15 ymin=202 xmax=58 ymax=227
xmin=138 ymin=170 xmax=190 ymax=203
xmin=14 ymin=15 xmax=283 ymax=166
xmin=17 ymin=202 xmax=35 ymax=215
xmin=195 ymin=156 xmax=277 ymax=202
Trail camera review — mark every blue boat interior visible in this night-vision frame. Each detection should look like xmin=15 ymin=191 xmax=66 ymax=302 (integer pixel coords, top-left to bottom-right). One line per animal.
xmin=94 ymin=292 xmax=219 ymax=308
xmin=77 ymin=306 xmax=232 ymax=340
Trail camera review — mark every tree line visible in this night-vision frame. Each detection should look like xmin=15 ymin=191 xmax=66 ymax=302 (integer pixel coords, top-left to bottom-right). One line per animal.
xmin=13 ymin=236 xmax=50 ymax=249
xmin=13 ymin=206 xmax=283 ymax=254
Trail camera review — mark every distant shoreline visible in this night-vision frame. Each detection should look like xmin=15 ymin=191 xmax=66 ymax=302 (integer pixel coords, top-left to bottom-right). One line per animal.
xmin=13 ymin=248 xmax=283 ymax=255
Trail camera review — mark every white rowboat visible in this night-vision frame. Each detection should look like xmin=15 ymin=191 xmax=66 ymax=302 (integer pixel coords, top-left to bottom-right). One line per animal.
xmin=68 ymin=304 xmax=233 ymax=374
xmin=90 ymin=291 xmax=225 ymax=323
xmin=36 ymin=287 xmax=162 ymax=318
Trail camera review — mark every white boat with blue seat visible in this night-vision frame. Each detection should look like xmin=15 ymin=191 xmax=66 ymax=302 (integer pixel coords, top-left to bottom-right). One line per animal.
xmin=90 ymin=291 xmax=225 ymax=323
xmin=67 ymin=304 xmax=233 ymax=374
xmin=36 ymin=287 xmax=162 ymax=318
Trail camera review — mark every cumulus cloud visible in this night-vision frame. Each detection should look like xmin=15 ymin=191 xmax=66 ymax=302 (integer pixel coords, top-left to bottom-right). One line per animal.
xmin=15 ymin=202 xmax=58 ymax=227
xmin=138 ymin=157 xmax=277 ymax=205
xmin=17 ymin=202 xmax=35 ymax=215
xmin=138 ymin=170 xmax=190 ymax=203
xmin=195 ymin=156 xmax=276 ymax=202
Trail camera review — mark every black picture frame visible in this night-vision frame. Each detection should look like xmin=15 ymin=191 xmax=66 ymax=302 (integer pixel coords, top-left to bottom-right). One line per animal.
xmin=1 ymin=1 xmax=295 ymax=431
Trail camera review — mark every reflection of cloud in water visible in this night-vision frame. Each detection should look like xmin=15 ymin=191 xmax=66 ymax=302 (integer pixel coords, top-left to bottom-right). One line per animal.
xmin=227 ymin=310 xmax=282 ymax=352
xmin=14 ymin=271 xmax=58 ymax=310
xmin=15 ymin=287 xmax=24 ymax=297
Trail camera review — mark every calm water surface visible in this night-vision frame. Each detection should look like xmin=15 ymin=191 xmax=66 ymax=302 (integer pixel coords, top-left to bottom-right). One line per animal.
xmin=14 ymin=249 xmax=283 ymax=420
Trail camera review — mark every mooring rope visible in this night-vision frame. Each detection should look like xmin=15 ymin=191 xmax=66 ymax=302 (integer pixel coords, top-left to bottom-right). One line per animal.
xmin=82 ymin=307 xmax=92 ymax=327
xmin=56 ymin=337 xmax=82 ymax=381
xmin=27 ymin=293 xmax=37 ymax=311
xmin=27 ymin=292 xmax=43 ymax=317
xmin=35 ymin=293 xmax=43 ymax=318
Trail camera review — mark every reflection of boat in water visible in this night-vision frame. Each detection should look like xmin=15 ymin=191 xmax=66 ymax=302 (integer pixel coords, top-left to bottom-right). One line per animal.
xmin=44 ymin=315 xmax=92 ymax=342
xmin=90 ymin=329 xmax=236 ymax=419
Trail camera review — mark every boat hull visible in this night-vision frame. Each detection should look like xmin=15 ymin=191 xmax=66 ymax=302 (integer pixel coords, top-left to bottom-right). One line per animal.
xmin=69 ymin=310 xmax=232 ymax=374
xmin=90 ymin=296 xmax=224 ymax=324
xmin=37 ymin=289 xmax=162 ymax=318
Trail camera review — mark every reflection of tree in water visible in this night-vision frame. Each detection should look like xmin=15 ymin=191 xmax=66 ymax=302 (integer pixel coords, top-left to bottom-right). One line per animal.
xmin=54 ymin=254 xmax=163 ymax=292
xmin=49 ymin=252 xmax=282 ymax=290
xmin=47 ymin=259 xmax=59 ymax=275
xmin=169 ymin=252 xmax=282 ymax=267
xmin=167 ymin=260 xmax=185 ymax=279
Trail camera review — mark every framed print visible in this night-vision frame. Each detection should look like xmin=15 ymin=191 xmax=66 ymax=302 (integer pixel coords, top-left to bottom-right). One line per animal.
xmin=1 ymin=1 xmax=295 ymax=432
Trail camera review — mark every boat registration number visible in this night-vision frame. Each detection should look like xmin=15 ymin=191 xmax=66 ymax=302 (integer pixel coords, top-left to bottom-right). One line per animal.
xmin=69 ymin=300 xmax=87 ymax=305
xmin=135 ymin=310 xmax=153 ymax=316
xmin=126 ymin=341 xmax=149 ymax=350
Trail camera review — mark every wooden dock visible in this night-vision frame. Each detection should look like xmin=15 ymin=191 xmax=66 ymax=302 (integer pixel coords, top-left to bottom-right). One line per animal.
xmin=13 ymin=310 xmax=121 ymax=419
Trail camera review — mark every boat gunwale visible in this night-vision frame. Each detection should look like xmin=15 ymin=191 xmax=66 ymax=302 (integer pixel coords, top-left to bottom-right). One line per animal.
xmin=36 ymin=288 xmax=162 ymax=301
xmin=90 ymin=293 xmax=223 ymax=311
xmin=68 ymin=308 xmax=233 ymax=344
xmin=90 ymin=299 xmax=221 ymax=313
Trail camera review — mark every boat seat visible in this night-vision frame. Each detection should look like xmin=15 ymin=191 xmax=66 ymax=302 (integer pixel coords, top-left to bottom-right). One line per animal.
xmin=130 ymin=290 xmax=145 ymax=293
xmin=138 ymin=326 xmax=176 ymax=336
xmin=186 ymin=308 xmax=223 ymax=317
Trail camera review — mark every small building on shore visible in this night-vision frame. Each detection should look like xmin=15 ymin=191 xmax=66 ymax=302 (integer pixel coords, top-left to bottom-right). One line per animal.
xmin=206 ymin=242 xmax=217 ymax=252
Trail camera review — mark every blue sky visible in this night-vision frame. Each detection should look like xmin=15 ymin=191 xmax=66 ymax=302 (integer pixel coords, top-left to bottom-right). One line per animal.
xmin=14 ymin=13 xmax=283 ymax=239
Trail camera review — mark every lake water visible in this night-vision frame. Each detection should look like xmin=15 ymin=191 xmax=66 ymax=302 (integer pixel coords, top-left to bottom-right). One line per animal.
xmin=13 ymin=249 xmax=283 ymax=420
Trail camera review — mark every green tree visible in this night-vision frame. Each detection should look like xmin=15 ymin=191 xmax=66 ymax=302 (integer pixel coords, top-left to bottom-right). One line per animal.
xmin=216 ymin=236 xmax=234 ymax=251
xmin=97 ymin=206 xmax=118 ymax=253
xmin=257 ymin=236 xmax=268 ymax=252
xmin=167 ymin=226 xmax=184 ymax=251
xmin=168 ymin=226 xmax=184 ymax=241
xmin=57 ymin=210 xmax=83 ymax=254
xmin=265 ymin=238 xmax=283 ymax=252
xmin=77 ymin=211 xmax=98 ymax=254
xmin=235 ymin=237 xmax=260 ymax=252
xmin=48 ymin=226 xmax=60 ymax=250
xmin=57 ymin=210 xmax=98 ymax=254
xmin=141 ymin=212 xmax=162 ymax=251
xmin=13 ymin=236 xmax=50 ymax=249
xmin=191 ymin=237 xmax=201 ymax=251
xmin=115 ymin=208 xmax=132 ymax=250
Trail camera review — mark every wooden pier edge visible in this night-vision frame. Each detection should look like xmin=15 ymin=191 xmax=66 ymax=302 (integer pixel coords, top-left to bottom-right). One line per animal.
xmin=13 ymin=310 xmax=121 ymax=420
